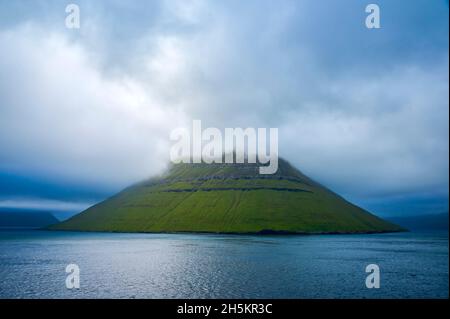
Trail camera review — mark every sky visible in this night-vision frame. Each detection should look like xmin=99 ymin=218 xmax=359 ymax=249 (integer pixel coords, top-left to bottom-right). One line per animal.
xmin=0 ymin=0 xmax=448 ymax=218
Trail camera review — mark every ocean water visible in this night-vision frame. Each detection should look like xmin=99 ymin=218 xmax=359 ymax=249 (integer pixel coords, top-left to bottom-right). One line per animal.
xmin=0 ymin=230 xmax=447 ymax=299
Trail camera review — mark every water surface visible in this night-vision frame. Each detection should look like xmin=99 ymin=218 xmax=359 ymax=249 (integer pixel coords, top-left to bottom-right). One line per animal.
xmin=0 ymin=230 xmax=448 ymax=298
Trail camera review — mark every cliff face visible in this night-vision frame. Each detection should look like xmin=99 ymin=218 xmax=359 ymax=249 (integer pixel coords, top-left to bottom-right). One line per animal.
xmin=50 ymin=158 xmax=403 ymax=234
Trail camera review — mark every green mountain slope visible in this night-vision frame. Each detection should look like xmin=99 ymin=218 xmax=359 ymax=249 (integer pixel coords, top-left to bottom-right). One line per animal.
xmin=50 ymin=158 xmax=403 ymax=234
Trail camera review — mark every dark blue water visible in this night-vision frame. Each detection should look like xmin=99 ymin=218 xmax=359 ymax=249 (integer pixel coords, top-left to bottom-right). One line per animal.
xmin=0 ymin=230 xmax=448 ymax=298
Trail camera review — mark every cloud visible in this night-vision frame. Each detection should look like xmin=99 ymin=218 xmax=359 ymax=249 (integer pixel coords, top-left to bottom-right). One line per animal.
xmin=280 ymin=62 xmax=449 ymax=197
xmin=0 ymin=0 xmax=448 ymax=211
xmin=0 ymin=24 xmax=188 ymax=189
xmin=0 ymin=198 xmax=92 ymax=212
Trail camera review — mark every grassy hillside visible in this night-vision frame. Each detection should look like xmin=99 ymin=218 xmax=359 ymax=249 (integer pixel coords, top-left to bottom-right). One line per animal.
xmin=50 ymin=158 xmax=403 ymax=234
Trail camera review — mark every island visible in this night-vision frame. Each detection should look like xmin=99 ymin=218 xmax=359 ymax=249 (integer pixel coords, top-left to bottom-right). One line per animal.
xmin=49 ymin=158 xmax=404 ymax=234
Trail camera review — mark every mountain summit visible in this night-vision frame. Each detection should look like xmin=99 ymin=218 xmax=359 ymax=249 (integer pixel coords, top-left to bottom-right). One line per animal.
xmin=51 ymin=158 xmax=403 ymax=234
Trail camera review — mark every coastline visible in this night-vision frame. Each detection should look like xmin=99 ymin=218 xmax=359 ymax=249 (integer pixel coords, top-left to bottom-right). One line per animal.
xmin=44 ymin=227 xmax=408 ymax=236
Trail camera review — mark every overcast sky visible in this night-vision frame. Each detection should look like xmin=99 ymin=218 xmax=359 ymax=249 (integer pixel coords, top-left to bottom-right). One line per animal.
xmin=0 ymin=0 xmax=448 ymax=217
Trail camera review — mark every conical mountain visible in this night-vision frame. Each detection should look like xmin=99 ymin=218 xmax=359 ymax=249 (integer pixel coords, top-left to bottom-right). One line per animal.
xmin=51 ymin=158 xmax=403 ymax=234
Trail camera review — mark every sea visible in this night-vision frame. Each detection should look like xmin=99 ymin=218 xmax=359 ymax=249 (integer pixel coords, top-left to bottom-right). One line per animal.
xmin=0 ymin=230 xmax=448 ymax=299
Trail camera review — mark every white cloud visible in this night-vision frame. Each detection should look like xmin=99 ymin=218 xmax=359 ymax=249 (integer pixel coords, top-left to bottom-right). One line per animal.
xmin=0 ymin=198 xmax=92 ymax=212
xmin=0 ymin=25 xmax=188 ymax=188
xmin=279 ymin=62 xmax=449 ymax=197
